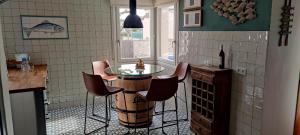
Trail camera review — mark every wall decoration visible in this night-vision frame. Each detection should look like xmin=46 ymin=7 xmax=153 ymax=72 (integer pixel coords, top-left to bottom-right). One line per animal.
xmin=184 ymin=0 xmax=202 ymax=10
xmin=184 ymin=10 xmax=202 ymax=27
xmin=210 ymin=0 xmax=257 ymax=25
xmin=278 ymin=0 xmax=294 ymax=46
xmin=21 ymin=15 xmax=69 ymax=40
xmin=179 ymin=0 xmax=272 ymax=31
xmin=0 ymin=0 xmax=8 ymax=5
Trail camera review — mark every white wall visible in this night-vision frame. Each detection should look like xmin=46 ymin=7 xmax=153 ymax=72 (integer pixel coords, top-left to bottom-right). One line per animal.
xmin=0 ymin=17 xmax=14 ymax=135
xmin=0 ymin=0 xmax=113 ymax=109
xmin=262 ymin=0 xmax=300 ymax=135
xmin=179 ymin=31 xmax=268 ymax=135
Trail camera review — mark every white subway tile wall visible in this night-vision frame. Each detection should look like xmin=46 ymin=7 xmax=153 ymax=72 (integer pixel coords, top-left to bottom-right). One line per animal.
xmin=179 ymin=31 xmax=268 ymax=135
xmin=0 ymin=0 xmax=112 ymax=109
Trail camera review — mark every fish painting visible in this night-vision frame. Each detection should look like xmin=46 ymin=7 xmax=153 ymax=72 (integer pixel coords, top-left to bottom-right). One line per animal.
xmin=23 ymin=20 xmax=65 ymax=37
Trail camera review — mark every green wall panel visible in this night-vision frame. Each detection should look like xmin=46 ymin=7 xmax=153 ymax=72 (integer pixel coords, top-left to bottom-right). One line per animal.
xmin=179 ymin=0 xmax=272 ymax=31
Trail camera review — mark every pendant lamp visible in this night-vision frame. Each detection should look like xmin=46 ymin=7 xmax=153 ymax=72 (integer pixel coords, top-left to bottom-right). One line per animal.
xmin=123 ymin=0 xmax=143 ymax=28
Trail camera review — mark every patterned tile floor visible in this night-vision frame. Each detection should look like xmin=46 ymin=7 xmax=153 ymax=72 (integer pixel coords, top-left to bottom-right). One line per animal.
xmin=46 ymin=98 xmax=195 ymax=135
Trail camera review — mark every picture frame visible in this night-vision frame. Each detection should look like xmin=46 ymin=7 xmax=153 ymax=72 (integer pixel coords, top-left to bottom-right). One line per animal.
xmin=21 ymin=15 xmax=69 ymax=40
xmin=184 ymin=10 xmax=202 ymax=27
xmin=184 ymin=0 xmax=202 ymax=10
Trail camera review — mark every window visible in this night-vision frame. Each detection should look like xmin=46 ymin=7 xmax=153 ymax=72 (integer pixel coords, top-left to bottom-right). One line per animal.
xmin=157 ymin=5 xmax=176 ymax=62
xmin=116 ymin=8 xmax=153 ymax=62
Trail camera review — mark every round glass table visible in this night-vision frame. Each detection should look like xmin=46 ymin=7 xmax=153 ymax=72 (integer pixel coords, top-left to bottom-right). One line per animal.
xmin=105 ymin=64 xmax=165 ymax=127
xmin=105 ymin=64 xmax=165 ymax=77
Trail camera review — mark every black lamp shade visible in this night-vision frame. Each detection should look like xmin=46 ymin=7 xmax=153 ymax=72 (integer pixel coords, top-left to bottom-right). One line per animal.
xmin=123 ymin=0 xmax=143 ymax=28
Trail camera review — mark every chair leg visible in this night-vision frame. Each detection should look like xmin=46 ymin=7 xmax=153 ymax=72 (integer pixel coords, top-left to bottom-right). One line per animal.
xmin=147 ymin=102 xmax=150 ymax=135
xmin=84 ymin=92 xmax=88 ymax=135
xmin=154 ymin=101 xmax=157 ymax=114
xmin=105 ymin=96 xmax=108 ymax=135
xmin=92 ymin=95 xmax=95 ymax=116
xmin=174 ymin=95 xmax=180 ymax=135
xmin=108 ymin=95 xmax=112 ymax=121
xmin=162 ymin=101 xmax=166 ymax=135
xmin=183 ymin=81 xmax=189 ymax=121
xmin=123 ymin=91 xmax=130 ymax=134
xmin=108 ymin=81 xmax=116 ymax=111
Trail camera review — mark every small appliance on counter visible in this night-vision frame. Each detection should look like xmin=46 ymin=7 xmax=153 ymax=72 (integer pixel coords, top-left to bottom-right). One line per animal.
xmin=15 ymin=53 xmax=29 ymax=62
xmin=7 ymin=54 xmax=32 ymax=71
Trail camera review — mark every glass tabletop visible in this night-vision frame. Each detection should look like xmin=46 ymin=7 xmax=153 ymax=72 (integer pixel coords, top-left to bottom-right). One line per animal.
xmin=105 ymin=64 xmax=165 ymax=76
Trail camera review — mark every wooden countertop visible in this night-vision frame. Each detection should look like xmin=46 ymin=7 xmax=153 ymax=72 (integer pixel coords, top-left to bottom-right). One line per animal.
xmin=191 ymin=65 xmax=232 ymax=72
xmin=8 ymin=65 xmax=48 ymax=94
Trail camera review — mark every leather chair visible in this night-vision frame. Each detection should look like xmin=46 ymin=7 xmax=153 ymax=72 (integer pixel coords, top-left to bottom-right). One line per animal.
xmin=82 ymin=72 xmax=129 ymax=135
xmin=156 ymin=62 xmax=190 ymax=121
xmin=92 ymin=60 xmax=118 ymax=117
xmin=136 ymin=76 xmax=180 ymax=135
xmin=92 ymin=60 xmax=117 ymax=85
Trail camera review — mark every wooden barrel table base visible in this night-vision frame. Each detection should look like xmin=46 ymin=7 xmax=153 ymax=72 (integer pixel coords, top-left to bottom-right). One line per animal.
xmin=115 ymin=75 xmax=155 ymax=128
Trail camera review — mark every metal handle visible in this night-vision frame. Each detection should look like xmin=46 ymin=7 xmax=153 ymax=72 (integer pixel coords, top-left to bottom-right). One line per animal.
xmin=117 ymin=40 xmax=121 ymax=47
xmin=172 ymin=40 xmax=176 ymax=48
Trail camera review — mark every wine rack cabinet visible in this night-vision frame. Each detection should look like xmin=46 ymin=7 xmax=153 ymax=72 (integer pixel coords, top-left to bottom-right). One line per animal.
xmin=190 ymin=66 xmax=232 ymax=135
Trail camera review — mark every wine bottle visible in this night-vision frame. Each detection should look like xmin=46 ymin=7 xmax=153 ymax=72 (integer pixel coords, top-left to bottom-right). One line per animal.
xmin=219 ymin=45 xmax=225 ymax=69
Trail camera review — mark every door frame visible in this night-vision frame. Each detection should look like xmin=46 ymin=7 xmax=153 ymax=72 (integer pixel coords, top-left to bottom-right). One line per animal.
xmin=155 ymin=2 xmax=179 ymax=66
xmin=0 ymin=17 xmax=14 ymax=135
xmin=294 ymin=74 xmax=300 ymax=135
xmin=0 ymin=73 xmax=6 ymax=135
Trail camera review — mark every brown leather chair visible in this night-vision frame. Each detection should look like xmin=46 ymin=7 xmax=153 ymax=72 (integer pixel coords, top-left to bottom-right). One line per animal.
xmin=92 ymin=60 xmax=118 ymax=116
xmin=82 ymin=72 xmax=129 ymax=135
xmin=136 ymin=76 xmax=180 ymax=135
xmin=157 ymin=62 xmax=190 ymax=121
xmin=92 ymin=60 xmax=117 ymax=84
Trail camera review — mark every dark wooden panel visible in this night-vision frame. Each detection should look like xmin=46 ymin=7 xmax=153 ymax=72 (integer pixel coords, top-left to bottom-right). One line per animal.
xmin=35 ymin=91 xmax=46 ymax=135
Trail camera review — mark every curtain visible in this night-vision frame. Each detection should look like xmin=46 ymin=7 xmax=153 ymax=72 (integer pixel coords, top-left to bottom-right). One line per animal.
xmin=154 ymin=0 xmax=178 ymax=6
xmin=110 ymin=0 xmax=154 ymax=7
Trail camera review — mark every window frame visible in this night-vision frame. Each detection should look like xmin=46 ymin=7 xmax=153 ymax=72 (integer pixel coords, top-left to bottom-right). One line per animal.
xmin=115 ymin=6 xmax=156 ymax=64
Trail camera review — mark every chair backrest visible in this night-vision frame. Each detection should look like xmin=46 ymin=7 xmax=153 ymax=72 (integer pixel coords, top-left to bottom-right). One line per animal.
xmin=92 ymin=60 xmax=109 ymax=77
xmin=173 ymin=62 xmax=190 ymax=82
xmin=146 ymin=76 xmax=178 ymax=101
xmin=82 ymin=72 xmax=109 ymax=96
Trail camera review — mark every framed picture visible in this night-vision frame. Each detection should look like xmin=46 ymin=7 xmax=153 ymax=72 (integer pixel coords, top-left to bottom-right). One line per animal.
xmin=184 ymin=0 xmax=202 ymax=10
xmin=184 ymin=10 xmax=202 ymax=27
xmin=21 ymin=15 xmax=69 ymax=40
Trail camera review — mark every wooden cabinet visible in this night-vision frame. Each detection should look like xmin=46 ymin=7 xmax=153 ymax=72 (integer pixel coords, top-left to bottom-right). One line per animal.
xmin=8 ymin=65 xmax=48 ymax=135
xmin=190 ymin=66 xmax=232 ymax=135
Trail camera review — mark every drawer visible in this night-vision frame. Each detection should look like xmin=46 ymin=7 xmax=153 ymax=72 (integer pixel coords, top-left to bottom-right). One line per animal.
xmin=192 ymin=111 xmax=213 ymax=129
xmin=191 ymin=120 xmax=212 ymax=135
xmin=191 ymin=71 xmax=214 ymax=84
